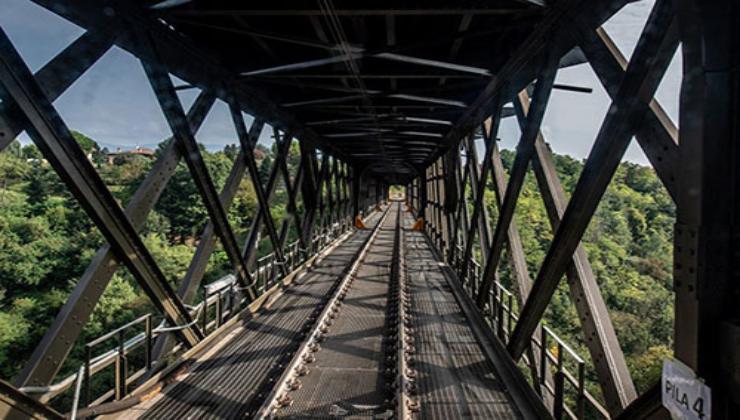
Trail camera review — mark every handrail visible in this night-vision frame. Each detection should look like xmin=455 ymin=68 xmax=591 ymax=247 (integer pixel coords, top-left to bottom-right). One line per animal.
xmin=452 ymin=253 xmax=609 ymax=419
xmin=22 ymin=214 xmax=362 ymax=413
xmin=86 ymin=314 xmax=151 ymax=348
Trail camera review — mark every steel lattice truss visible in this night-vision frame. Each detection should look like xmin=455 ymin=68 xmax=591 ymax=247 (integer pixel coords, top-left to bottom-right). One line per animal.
xmin=0 ymin=17 xmax=371 ymax=393
xmin=0 ymin=0 xmax=738 ymax=418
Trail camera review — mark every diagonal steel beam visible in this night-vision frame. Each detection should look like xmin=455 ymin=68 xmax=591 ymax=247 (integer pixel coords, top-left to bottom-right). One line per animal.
xmin=332 ymin=158 xmax=341 ymax=227
xmin=460 ymin=98 xmax=503 ymax=276
xmin=0 ymin=28 xmax=116 ymax=151
xmin=238 ymin=123 xmax=295 ymax=270
xmin=152 ymin=144 xmax=250 ymax=363
xmin=448 ymin=142 xmax=472 ymax=264
xmin=140 ymin=33 xmax=255 ymax=291
xmin=514 ymin=90 xmax=637 ymax=413
xmin=325 ymin=158 xmax=335 ymax=227
xmin=475 ymin=51 xmax=559 ymax=308
xmin=153 ymin=125 xmax=293 ymax=363
xmin=277 ymin=161 xmax=306 ymax=250
xmin=275 ymin=135 xmax=306 ymax=248
xmin=485 ymin=135 xmax=550 ymax=399
xmin=438 ymin=0 xmax=632 ymax=156
xmin=229 ymin=101 xmax=289 ymax=276
xmin=30 ymin=0 xmax=347 ymax=161
xmin=15 ymin=91 xmax=215 ymax=387
xmin=576 ymin=26 xmax=679 ymax=202
xmin=507 ymin=0 xmax=679 ymax=360
xmin=440 ymin=157 xmax=454 ymax=253
xmin=316 ymin=154 xmax=331 ymax=232
xmin=0 ymin=28 xmax=202 ymax=368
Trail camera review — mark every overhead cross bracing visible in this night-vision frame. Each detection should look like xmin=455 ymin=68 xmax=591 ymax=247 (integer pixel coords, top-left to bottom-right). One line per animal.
xmin=147 ymin=0 xmax=547 ymax=182
xmin=24 ymin=0 xmax=579 ymax=185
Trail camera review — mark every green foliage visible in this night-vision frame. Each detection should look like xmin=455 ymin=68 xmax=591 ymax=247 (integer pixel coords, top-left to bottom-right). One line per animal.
xmin=71 ymin=130 xmax=99 ymax=155
xmin=493 ymin=147 xmax=675 ymax=397
xmin=155 ymin=149 xmax=234 ymax=241
xmin=258 ymin=154 xmax=272 ymax=186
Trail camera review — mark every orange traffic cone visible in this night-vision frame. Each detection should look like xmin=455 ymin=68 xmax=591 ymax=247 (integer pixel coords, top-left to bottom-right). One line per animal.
xmin=355 ymin=215 xmax=367 ymax=229
xmin=411 ymin=218 xmax=424 ymax=231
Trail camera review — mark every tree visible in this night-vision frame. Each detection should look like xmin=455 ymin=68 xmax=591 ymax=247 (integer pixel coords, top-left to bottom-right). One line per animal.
xmin=22 ymin=144 xmax=42 ymax=160
xmin=156 ymin=148 xmax=233 ymax=241
xmin=5 ymin=140 xmax=22 ymax=158
xmin=258 ymin=155 xmax=272 ymax=186
xmin=71 ymin=130 xmax=99 ymax=155
xmin=224 ymin=144 xmax=239 ymax=161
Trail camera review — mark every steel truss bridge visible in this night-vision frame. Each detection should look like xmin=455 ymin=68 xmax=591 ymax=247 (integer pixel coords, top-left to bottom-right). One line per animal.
xmin=0 ymin=0 xmax=738 ymax=418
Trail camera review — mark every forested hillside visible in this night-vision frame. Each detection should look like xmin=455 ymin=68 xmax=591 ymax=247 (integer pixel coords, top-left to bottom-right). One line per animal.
xmin=0 ymin=134 xmax=674 ymax=404
xmin=0 ymin=132 xmax=301 ymax=385
xmin=490 ymin=149 xmax=674 ymax=396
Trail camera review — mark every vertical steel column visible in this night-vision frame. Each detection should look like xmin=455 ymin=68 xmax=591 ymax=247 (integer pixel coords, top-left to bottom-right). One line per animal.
xmin=418 ymin=168 xmax=428 ymax=220
xmin=674 ymin=0 xmax=740 ymax=416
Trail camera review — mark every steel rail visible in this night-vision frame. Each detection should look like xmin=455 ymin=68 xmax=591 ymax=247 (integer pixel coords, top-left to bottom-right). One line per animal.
xmin=394 ymin=210 xmax=419 ymax=418
xmin=254 ymin=203 xmax=393 ymax=418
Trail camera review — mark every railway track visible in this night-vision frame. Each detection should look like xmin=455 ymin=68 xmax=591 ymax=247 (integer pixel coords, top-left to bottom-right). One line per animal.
xmin=124 ymin=203 xmax=531 ymax=419
xmin=255 ymin=202 xmax=412 ymax=419
xmin=134 ymin=212 xmax=387 ymax=420
xmin=249 ymin=203 xmax=525 ymax=419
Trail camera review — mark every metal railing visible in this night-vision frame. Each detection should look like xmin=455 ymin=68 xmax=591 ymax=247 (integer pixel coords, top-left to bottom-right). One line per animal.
xmin=452 ymin=245 xmax=610 ymax=419
xmin=21 ymin=217 xmax=356 ymax=416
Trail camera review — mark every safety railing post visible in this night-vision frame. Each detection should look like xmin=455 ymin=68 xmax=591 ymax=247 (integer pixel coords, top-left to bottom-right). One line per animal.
xmin=553 ymin=343 xmax=565 ymax=420
xmin=229 ymin=283 xmax=235 ymax=318
xmin=84 ymin=345 xmax=91 ymax=407
xmin=577 ymin=360 xmax=586 ymax=419
xmin=489 ymin=289 xmax=495 ymax=328
xmin=144 ymin=314 xmax=152 ymax=370
xmin=202 ymin=287 xmax=208 ymax=334
xmin=215 ymin=290 xmax=222 ymax=328
xmin=540 ymin=328 xmax=548 ymax=387
xmin=115 ymin=330 xmax=127 ymax=400
xmin=497 ymin=287 xmax=505 ymax=340
xmin=507 ymin=293 xmax=514 ymax=342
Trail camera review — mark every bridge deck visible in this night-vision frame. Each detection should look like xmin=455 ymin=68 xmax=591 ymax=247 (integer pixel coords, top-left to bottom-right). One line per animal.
xmin=118 ymin=204 xmax=531 ymax=419
xmin=276 ymin=203 xmax=399 ymax=418
xmin=125 ymin=212 xmax=384 ymax=419
xmin=403 ymin=211 xmax=521 ymax=419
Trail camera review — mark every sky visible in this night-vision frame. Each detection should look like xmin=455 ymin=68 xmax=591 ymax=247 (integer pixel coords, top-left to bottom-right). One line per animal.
xmin=0 ymin=0 xmax=679 ymax=165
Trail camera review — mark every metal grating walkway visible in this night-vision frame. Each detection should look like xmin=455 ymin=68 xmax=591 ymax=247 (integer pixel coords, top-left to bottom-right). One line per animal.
xmin=118 ymin=204 xmax=531 ymax=419
xmin=275 ymin=204 xmax=400 ymax=419
xmin=402 ymin=211 xmax=522 ymax=419
xmin=125 ymin=213 xmax=384 ymax=420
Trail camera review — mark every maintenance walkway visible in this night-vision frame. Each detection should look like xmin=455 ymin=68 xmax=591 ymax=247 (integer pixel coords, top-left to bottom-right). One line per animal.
xmin=112 ymin=203 xmax=543 ymax=419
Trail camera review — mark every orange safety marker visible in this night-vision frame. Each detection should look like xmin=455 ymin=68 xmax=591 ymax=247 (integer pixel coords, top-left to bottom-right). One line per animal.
xmin=411 ymin=218 xmax=424 ymax=231
xmin=354 ymin=215 xmax=367 ymax=229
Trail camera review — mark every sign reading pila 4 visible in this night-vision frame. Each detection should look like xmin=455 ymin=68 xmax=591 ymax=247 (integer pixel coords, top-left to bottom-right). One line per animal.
xmin=662 ymin=358 xmax=711 ymax=419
